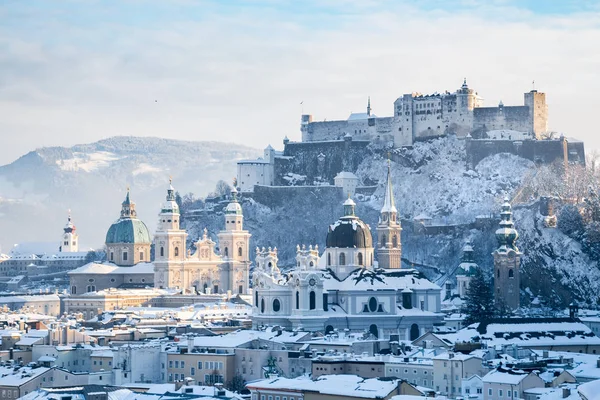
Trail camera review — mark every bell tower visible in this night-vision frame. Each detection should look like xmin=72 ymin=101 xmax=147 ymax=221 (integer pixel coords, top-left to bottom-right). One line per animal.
xmin=377 ymin=160 xmax=402 ymax=269
xmin=217 ymin=186 xmax=252 ymax=294
xmin=60 ymin=211 xmax=78 ymax=252
xmin=493 ymin=197 xmax=521 ymax=310
xmin=153 ymin=179 xmax=188 ymax=289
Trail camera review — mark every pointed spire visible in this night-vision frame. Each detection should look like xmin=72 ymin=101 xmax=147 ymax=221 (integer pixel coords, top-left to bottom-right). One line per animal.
xmin=166 ymin=178 xmax=175 ymax=202
xmin=367 ymin=96 xmax=372 ymax=116
xmin=381 ymin=157 xmax=397 ymax=214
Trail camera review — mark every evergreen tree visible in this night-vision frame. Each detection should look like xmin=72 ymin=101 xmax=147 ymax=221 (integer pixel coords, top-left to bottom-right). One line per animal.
xmin=462 ymin=268 xmax=495 ymax=326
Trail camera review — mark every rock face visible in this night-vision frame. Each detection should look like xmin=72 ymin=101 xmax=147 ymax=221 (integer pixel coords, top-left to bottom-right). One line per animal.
xmin=0 ymin=136 xmax=259 ymax=250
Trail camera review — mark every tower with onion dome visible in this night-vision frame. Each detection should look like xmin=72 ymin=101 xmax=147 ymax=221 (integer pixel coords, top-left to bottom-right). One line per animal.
xmin=217 ymin=186 xmax=251 ymax=294
xmin=492 ymin=197 xmax=521 ymax=310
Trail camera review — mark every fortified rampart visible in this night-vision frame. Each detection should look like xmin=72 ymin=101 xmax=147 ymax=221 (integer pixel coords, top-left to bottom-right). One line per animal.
xmin=274 ymin=138 xmax=371 ymax=186
xmin=465 ymin=136 xmax=585 ymax=168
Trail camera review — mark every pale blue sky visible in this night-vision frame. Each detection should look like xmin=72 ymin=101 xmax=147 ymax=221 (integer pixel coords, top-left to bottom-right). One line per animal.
xmin=1 ymin=0 xmax=600 ymax=164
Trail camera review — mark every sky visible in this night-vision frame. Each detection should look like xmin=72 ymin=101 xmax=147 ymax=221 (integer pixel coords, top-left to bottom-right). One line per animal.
xmin=1 ymin=0 xmax=600 ymax=165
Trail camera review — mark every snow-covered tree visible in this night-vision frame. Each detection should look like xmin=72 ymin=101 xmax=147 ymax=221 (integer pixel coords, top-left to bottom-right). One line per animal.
xmin=462 ymin=268 xmax=495 ymax=326
xmin=557 ymin=204 xmax=584 ymax=239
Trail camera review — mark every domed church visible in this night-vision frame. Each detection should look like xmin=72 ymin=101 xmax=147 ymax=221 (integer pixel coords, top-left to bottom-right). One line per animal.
xmin=105 ymin=190 xmax=152 ymax=266
xmin=251 ymin=165 xmax=443 ymax=340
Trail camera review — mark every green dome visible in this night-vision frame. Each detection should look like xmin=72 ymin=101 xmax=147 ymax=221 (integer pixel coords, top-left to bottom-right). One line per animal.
xmin=105 ymin=218 xmax=151 ymax=244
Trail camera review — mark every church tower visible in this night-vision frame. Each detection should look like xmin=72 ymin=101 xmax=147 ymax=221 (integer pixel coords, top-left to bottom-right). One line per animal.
xmin=60 ymin=211 xmax=78 ymax=252
xmin=153 ymin=180 xmax=188 ymax=289
xmin=377 ymin=161 xmax=402 ymax=269
xmin=217 ymin=187 xmax=251 ymax=294
xmin=493 ymin=197 xmax=521 ymax=310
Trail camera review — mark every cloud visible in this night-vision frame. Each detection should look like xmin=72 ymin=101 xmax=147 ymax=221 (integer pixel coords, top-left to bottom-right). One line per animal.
xmin=1 ymin=0 xmax=600 ymax=165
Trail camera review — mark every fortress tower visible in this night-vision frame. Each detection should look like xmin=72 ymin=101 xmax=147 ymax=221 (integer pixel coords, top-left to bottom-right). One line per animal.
xmin=377 ymin=161 xmax=402 ymax=269
xmin=493 ymin=198 xmax=521 ymax=310
xmin=524 ymin=90 xmax=548 ymax=139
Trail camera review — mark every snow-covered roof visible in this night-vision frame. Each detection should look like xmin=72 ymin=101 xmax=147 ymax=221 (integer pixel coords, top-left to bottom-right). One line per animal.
xmin=0 ymin=365 xmax=51 ymax=386
xmin=11 ymin=242 xmax=60 ymax=256
xmin=348 ymin=112 xmax=377 ymax=121
xmin=191 ymin=328 xmax=309 ymax=349
xmin=0 ymin=294 xmax=60 ymax=304
xmin=68 ymin=262 xmax=154 ymax=275
xmin=248 ymin=375 xmax=400 ymax=399
xmin=323 ymin=268 xmax=441 ymax=292
xmin=335 ymin=171 xmax=359 ymax=179
xmin=579 ymin=379 xmax=600 ymax=399
xmin=482 ymin=368 xmax=532 ymax=385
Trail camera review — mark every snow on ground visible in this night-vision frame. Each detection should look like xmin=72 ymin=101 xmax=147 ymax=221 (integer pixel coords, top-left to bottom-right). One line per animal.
xmin=132 ymin=163 xmax=163 ymax=176
xmin=358 ymin=137 xmax=533 ymax=224
xmin=56 ymin=151 xmax=121 ymax=172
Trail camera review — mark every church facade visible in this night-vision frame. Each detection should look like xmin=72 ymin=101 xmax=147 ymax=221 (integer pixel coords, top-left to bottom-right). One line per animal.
xmin=69 ymin=182 xmax=251 ymax=296
xmin=250 ymin=167 xmax=443 ymax=340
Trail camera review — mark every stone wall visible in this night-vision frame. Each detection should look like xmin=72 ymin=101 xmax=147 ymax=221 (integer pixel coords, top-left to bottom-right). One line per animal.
xmin=274 ymin=139 xmax=371 ymax=185
xmin=465 ymin=137 xmax=585 ymax=168
xmin=301 ymin=116 xmax=395 ymax=143
xmin=472 ymin=105 xmax=531 ymax=136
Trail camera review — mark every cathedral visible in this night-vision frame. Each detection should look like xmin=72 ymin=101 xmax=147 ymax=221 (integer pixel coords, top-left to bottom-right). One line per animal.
xmin=69 ymin=182 xmax=251 ymax=296
xmin=251 ymin=164 xmax=443 ymax=340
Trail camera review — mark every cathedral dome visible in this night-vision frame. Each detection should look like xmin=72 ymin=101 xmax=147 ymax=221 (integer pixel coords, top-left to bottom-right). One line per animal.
xmin=105 ymin=190 xmax=152 ymax=245
xmin=105 ymin=219 xmax=151 ymax=244
xmin=326 ymin=198 xmax=373 ymax=249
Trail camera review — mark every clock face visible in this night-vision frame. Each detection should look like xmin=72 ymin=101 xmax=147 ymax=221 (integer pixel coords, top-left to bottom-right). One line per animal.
xmin=309 ymin=278 xmax=316 ymax=286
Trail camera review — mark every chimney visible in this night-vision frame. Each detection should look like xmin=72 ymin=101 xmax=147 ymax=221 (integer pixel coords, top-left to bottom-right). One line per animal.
xmin=596 ymin=358 xmax=600 ymax=368
xmin=174 ymin=379 xmax=185 ymax=391
xmin=562 ymin=388 xmax=570 ymax=398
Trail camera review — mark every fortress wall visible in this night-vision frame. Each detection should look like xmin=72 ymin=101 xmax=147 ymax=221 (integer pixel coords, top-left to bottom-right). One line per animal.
xmin=473 ymin=106 xmax=531 ymax=133
xmin=274 ymin=140 xmax=371 ymax=185
xmin=466 ymin=138 xmax=586 ymax=168
xmin=252 ymin=185 xmax=344 ymax=208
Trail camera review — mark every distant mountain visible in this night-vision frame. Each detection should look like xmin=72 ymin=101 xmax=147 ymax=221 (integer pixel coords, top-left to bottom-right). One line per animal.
xmin=0 ymin=136 xmax=260 ymax=251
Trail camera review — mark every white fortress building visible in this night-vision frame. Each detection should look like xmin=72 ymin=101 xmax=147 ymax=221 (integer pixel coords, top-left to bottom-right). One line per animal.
xmin=251 ymin=167 xmax=443 ymax=340
xmin=301 ymin=79 xmax=548 ymax=145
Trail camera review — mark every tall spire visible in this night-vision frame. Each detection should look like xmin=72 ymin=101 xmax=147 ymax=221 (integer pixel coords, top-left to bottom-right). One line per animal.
xmin=367 ymin=96 xmax=372 ymax=116
xmin=121 ymin=188 xmax=137 ymax=218
xmin=381 ymin=158 xmax=397 ymax=214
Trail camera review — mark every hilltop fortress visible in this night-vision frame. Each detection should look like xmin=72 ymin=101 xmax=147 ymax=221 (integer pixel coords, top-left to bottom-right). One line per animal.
xmin=301 ymin=79 xmax=547 ymax=145
xmin=237 ymin=79 xmax=585 ymax=193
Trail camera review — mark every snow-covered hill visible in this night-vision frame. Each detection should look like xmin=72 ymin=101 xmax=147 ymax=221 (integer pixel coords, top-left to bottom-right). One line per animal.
xmin=0 ymin=136 xmax=259 ymax=251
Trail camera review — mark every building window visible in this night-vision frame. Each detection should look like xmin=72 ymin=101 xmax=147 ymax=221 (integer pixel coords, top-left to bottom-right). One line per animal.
xmin=309 ymin=291 xmax=316 ymax=310
xmin=213 ymin=285 xmax=219 ymax=293
xmin=488 ymin=389 xmax=492 ymax=396
xmin=296 ymin=291 xmax=300 ymax=309
xmin=509 ymin=269 xmax=514 ymax=278
xmin=358 ymin=252 xmax=363 ymax=265
xmin=273 ymin=298 xmax=281 ymax=312
xmin=140 ymin=251 xmax=144 ymax=261
xmin=327 ymin=253 xmax=331 ymax=266
xmin=238 ymin=247 xmax=243 ymax=257
xmin=224 ymin=247 xmax=229 ymax=257
xmin=160 ymin=247 xmax=164 ymax=257
xmin=499 ymin=389 xmax=503 ymax=397
xmin=123 ymin=251 xmax=128 ymax=261
xmin=174 ymin=247 xmax=179 ymax=257
xmin=261 ymin=298 xmax=265 ymax=313
xmin=239 ymin=285 xmax=243 ymax=294
xmin=110 ymin=252 xmax=114 ymax=261
xmin=392 ymin=235 xmax=398 ymax=247
xmin=339 ymin=252 xmax=345 ymax=265
xmin=71 ymin=286 xmax=77 ymax=295
xmin=255 ymin=291 xmax=259 ymax=307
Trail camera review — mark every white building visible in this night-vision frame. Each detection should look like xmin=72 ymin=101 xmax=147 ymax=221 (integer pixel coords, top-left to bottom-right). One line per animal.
xmin=432 ymin=352 xmax=487 ymax=398
xmin=251 ymin=170 xmax=443 ymax=339
xmin=333 ymin=171 xmax=359 ymax=197
xmin=482 ymin=367 xmax=545 ymax=400
xmin=237 ymin=145 xmax=279 ymax=193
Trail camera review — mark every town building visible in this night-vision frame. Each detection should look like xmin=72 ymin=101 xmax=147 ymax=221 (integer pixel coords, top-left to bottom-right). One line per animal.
xmin=455 ymin=241 xmax=478 ymax=299
xmin=482 ymin=367 xmax=545 ymax=400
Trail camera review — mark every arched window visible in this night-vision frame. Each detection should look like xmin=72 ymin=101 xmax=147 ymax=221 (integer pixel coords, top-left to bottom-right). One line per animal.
xmin=410 ymin=324 xmax=420 ymax=341
xmin=327 ymin=253 xmax=331 ymax=266
xmin=71 ymin=286 xmax=77 ymax=295
xmin=160 ymin=247 xmax=164 ymax=257
xmin=273 ymin=299 xmax=281 ymax=312
xmin=339 ymin=252 xmax=346 ymax=266
xmin=238 ymin=247 xmax=242 ymax=257
xmin=358 ymin=252 xmax=363 ymax=266
xmin=309 ymin=261 xmax=314 ymax=267
xmin=325 ymin=325 xmax=334 ymax=335
xmin=497 ymin=269 xmax=500 ymax=278
xmin=369 ymin=324 xmax=379 ymax=339
xmin=110 ymin=252 xmax=114 ymax=261
xmin=296 ymin=291 xmax=300 ymax=309
xmin=392 ymin=235 xmax=398 ymax=248
xmin=174 ymin=247 xmax=179 ymax=257
xmin=260 ymin=298 xmax=265 ymax=313
xmin=369 ymin=297 xmax=378 ymax=312
xmin=239 ymin=285 xmax=243 ymax=294
xmin=381 ymin=234 xmax=386 ymax=247
xmin=213 ymin=285 xmax=219 ymax=294
xmin=224 ymin=247 xmax=229 ymax=257
xmin=255 ymin=291 xmax=259 ymax=307
xmin=509 ymin=269 xmax=514 ymax=278
xmin=309 ymin=291 xmax=316 ymax=310
xmin=139 ymin=251 xmax=144 ymax=261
